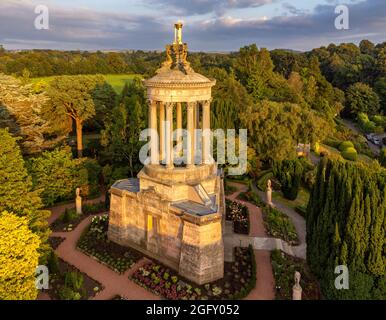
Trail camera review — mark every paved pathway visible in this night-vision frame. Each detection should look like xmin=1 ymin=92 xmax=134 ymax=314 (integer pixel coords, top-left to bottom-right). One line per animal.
xmin=41 ymin=181 xmax=308 ymax=300
xmin=47 ymin=194 xmax=106 ymax=225
xmin=225 ymin=182 xmax=275 ymax=300
xmin=225 ymin=182 xmax=306 ymax=259
xmin=251 ymin=184 xmax=307 ymax=259
xmin=50 ymin=215 xmax=160 ymax=300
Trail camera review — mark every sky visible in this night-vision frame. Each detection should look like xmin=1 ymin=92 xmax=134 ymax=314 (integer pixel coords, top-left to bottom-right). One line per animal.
xmin=0 ymin=0 xmax=385 ymax=51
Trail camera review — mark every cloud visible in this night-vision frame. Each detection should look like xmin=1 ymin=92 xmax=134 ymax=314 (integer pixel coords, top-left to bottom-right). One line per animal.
xmin=0 ymin=0 xmax=385 ymax=51
xmin=282 ymin=3 xmax=308 ymax=16
xmin=145 ymin=0 xmax=276 ymax=16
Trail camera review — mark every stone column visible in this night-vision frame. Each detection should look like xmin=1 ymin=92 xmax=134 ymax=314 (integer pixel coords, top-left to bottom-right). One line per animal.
xmin=187 ymin=102 xmax=195 ymax=167
xmin=202 ymin=100 xmax=211 ymax=164
xmin=159 ymin=102 xmax=165 ymax=164
xmin=165 ymin=103 xmax=174 ymax=169
xmin=176 ymin=102 xmax=183 ymax=157
xmin=149 ymin=100 xmax=158 ymax=165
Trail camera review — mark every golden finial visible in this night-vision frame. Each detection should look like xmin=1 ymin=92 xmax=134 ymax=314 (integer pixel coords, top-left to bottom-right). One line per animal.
xmin=174 ymin=22 xmax=183 ymax=45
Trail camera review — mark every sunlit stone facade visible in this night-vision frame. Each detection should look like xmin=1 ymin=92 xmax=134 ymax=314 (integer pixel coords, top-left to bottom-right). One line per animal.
xmin=108 ymin=23 xmax=225 ymax=285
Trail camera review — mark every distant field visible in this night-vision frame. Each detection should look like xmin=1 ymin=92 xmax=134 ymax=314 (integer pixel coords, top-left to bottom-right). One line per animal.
xmin=31 ymin=74 xmax=141 ymax=93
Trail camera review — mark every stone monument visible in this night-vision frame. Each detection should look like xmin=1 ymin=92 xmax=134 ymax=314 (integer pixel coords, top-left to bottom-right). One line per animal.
xmin=75 ymin=187 xmax=82 ymax=215
xmin=107 ymin=23 xmax=225 ymax=285
xmin=266 ymin=179 xmax=273 ymax=207
xmin=292 ymin=271 xmax=302 ymax=300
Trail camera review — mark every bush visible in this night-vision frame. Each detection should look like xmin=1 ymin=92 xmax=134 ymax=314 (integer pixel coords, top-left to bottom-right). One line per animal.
xmin=61 ymin=208 xmax=78 ymax=223
xmin=273 ymin=159 xmax=303 ymax=200
xmin=341 ymin=147 xmax=358 ymax=161
xmin=379 ymin=148 xmax=386 ymax=167
xmin=338 ymin=141 xmax=354 ymax=152
xmin=256 ymin=171 xmax=273 ymax=191
xmin=58 ymin=286 xmax=82 ymax=300
xmin=47 ymin=250 xmax=59 ymax=274
xmin=323 ymin=138 xmax=341 ymax=149
xmin=263 ymin=207 xmax=298 ymax=244
xmin=64 ymin=272 xmax=84 ymax=291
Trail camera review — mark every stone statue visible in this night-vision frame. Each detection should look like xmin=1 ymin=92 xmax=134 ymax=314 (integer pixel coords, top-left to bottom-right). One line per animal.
xmin=292 ymin=271 xmax=302 ymax=300
xmin=76 ymin=187 xmax=82 ymax=215
xmin=266 ymin=179 xmax=273 ymax=207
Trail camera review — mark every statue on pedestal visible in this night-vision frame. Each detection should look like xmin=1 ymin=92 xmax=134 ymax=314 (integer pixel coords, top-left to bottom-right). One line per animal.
xmin=266 ymin=179 xmax=274 ymax=207
xmin=76 ymin=187 xmax=82 ymax=215
xmin=292 ymin=271 xmax=302 ymax=300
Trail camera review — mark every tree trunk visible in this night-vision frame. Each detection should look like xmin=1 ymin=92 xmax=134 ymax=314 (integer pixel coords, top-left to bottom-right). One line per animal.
xmin=75 ymin=118 xmax=83 ymax=158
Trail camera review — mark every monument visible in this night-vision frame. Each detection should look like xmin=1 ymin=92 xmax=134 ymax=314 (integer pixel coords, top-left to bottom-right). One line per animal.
xmin=76 ymin=187 xmax=82 ymax=215
xmin=266 ymin=179 xmax=273 ymax=207
xmin=292 ymin=271 xmax=302 ymax=300
xmin=107 ymin=23 xmax=225 ymax=285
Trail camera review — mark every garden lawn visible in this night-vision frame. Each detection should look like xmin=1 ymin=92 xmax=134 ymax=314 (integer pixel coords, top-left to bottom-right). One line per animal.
xmin=263 ymin=207 xmax=298 ymax=245
xmin=31 ymin=74 xmax=140 ymax=93
xmin=272 ymin=187 xmax=310 ymax=210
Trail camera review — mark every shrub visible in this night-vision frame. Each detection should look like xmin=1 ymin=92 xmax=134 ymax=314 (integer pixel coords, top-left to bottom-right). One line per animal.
xmin=338 ymin=141 xmax=354 ymax=151
xmin=273 ymin=159 xmax=303 ymax=200
xmin=58 ymin=286 xmax=81 ymax=300
xmin=263 ymin=207 xmax=298 ymax=244
xmin=341 ymin=147 xmax=358 ymax=161
xmin=379 ymin=148 xmax=386 ymax=167
xmin=64 ymin=272 xmax=84 ymax=291
xmin=0 ymin=211 xmax=40 ymax=300
xmin=47 ymin=250 xmax=60 ymax=274
xmin=61 ymin=208 xmax=78 ymax=223
xmin=323 ymin=138 xmax=341 ymax=149
xmin=256 ymin=171 xmax=273 ymax=191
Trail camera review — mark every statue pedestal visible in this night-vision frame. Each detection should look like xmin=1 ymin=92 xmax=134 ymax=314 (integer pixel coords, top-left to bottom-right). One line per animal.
xmin=292 ymin=286 xmax=302 ymax=300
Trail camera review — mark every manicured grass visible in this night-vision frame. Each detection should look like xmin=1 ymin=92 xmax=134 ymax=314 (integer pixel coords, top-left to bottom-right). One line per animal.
xmin=31 ymin=74 xmax=141 ymax=93
xmin=263 ymin=206 xmax=298 ymax=245
xmin=272 ymin=187 xmax=310 ymax=210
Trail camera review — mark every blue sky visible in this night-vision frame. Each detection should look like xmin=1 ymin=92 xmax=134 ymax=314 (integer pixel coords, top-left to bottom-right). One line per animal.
xmin=0 ymin=0 xmax=384 ymax=51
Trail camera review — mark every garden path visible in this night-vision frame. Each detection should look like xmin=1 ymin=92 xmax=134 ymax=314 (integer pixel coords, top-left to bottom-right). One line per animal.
xmin=46 ymin=215 xmax=160 ymax=300
xmin=225 ymin=182 xmax=275 ymax=300
xmin=47 ymin=194 xmax=106 ymax=225
xmin=251 ymin=183 xmax=306 ymax=259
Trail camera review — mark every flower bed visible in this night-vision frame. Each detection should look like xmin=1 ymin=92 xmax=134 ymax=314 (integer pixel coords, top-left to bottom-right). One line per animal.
xmin=271 ymin=250 xmax=321 ymax=300
xmin=51 ymin=201 xmax=107 ymax=232
xmin=49 ymin=236 xmax=65 ymax=250
xmin=131 ymin=246 xmax=256 ymax=300
xmin=263 ymin=206 xmax=298 ymax=245
xmin=43 ymin=258 xmax=102 ymax=300
xmin=225 ymin=200 xmax=250 ymax=235
xmin=237 ymin=190 xmax=265 ymax=207
xmin=77 ymin=215 xmax=142 ymax=273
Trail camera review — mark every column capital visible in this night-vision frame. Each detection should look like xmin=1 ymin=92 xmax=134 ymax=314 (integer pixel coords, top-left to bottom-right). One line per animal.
xmin=187 ymin=101 xmax=197 ymax=109
xmin=165 ymin=102 xmax=174 ymax=110
xmin=200 ymin=99 xmax=212 ymax=106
